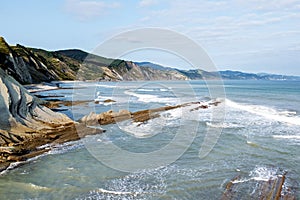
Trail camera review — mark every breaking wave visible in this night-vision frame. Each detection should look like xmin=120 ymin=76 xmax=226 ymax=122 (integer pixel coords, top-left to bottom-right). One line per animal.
xmin=225 ymin=99 xmax=300 ymax=126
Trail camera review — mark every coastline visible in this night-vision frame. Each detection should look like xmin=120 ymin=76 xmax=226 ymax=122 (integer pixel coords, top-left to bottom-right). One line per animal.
xmin=23 ymin=80 xmax=88 ymax=93
xmin=0 ymin=79 xmax=297 ymax=199
xmin=0 ymin=77 xmax=221 ymax=173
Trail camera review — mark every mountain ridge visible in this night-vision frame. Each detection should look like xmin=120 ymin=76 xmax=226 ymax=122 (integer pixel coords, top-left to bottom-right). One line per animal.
xmin=1 ymin=36 xmax=299 ymax=84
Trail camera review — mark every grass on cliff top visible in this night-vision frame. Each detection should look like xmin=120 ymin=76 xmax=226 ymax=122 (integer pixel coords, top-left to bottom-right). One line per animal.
xmin=0 ymin=37 xmax=10 ymax=55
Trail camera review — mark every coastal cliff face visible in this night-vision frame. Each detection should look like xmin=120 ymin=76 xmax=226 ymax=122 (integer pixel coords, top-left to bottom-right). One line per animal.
xmin=1 ymin=36 xmax=297 ymax=84
xmin=0 ymin=37 xmax=189 ymax=84
xmin=0 ymin=68 xmax=73 ymax=146
xmin=0 ymin=37 xmax=77 ymax=84
xmin=0 ymin=68 xmax=104 ymax=170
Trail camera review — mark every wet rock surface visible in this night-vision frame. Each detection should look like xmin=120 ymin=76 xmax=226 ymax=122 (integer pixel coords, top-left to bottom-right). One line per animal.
xmin=79 ymin=103 xmax=201 ymax=126
xmin=0 ymin=69 xmax=103 ymax=172
xmin=0 ymin=68 xmax=202 ymax=172
xmin=221 ymin=171 xmax=296 ymax=200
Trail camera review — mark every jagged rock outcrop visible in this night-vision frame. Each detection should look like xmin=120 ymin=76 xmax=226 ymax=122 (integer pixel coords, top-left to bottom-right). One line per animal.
xmin=0 ymin=65 xmax=221 ymax=171
xmin=1 ymin=37 xmax=299 ymax=83
xmin=79 ymin=102 xmax=217 ymax=126
xmin=0 ymin=37 xmax=191 ymax=84
xmin=0 ymin=68 xmax=73 ymax=144
xmin=0 ymin=68 xmax=102 ymax=170
xmin=0 ymin=37 xmax=77 ymax=84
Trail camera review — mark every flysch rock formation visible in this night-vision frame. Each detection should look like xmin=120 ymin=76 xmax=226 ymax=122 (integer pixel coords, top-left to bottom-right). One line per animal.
xmin=0 ymin=68 xmax=103 ymax=171
xmin=221 ymin=172 xmax=296 ymax=200
xmin=79 ymin=102 xmax=218 ymax=126
xmin=0 ymin=61 xmax=217 ymax=173
xmin=0 ymin=66 xmax=217 ymax=172
xmin=0 ymin=69 xmax=65 ymax=144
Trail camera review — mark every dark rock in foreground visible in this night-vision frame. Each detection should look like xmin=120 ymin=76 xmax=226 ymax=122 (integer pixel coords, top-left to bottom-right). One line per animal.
xmin=222 ymin=171 xmax=296 ymax=200
xmin=0 ymin=66 xmax=215 ymax=172
xmin=0 ymin=68 xmax=103 ymax=172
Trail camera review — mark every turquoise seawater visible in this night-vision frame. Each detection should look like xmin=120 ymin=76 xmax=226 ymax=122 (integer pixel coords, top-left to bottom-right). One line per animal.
xmin=0 ymin=80 xmax=299 ymax=199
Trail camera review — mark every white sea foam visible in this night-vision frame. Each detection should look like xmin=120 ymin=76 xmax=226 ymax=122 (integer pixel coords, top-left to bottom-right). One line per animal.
xmin=94 ymin=96 xmax=114 ymax=102
xmin=119 ymin=119 xmax=166 ymax=138
xmin=0 ymin=162 xmax=24 ymax=175
xmin=249 ymin=166 xmax=278 ymax=181
xmin=48 ymin=141 xmax=84 ymax=155
xmin=232 ymin=166 xmax=278 ymax=184
xmin=96 ymin=188 xmax=139 ymax=195
xmin=124 ymin=90 xmax=179 ymax=104
xmin=273 ymin=135 xmax=300 ymax=140
xmin=225 ymin=99 xmax=300 ymax=126
xmin=279 ymin=110 xmax=297 ymax=116
xmin=87 ymin=125 xmax=105 ymax=130
xmin=231 ymin=178 xmax=251 ymax=184
xmin=29 ymin=183 xmax=49 ymax=190
xmin=160 ymin=88 xmax=169 ymax=92
xmin=84 ymin=168 xmax=168 ymax=199
xmin=206 ymin=122 xmax=243 ymax=129
xmin=96 ymin=84 xmax=117 ymax=88
xmin=136 ymin=88 xmax=155 ymax=92
xmin=118 ymin=106 xmax=184 ymax=138
xmin=136 ymin=88 xmax=170 ymax=92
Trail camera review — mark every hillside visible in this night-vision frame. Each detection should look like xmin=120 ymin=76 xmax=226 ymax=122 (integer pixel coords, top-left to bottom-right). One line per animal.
xmin=138 ymin=62 xmax=300 ymax=81
xmin=219 ymin=70 xmax=300 ymax=80
xmin=0 ymin=37 xmax=188 ymax=84
xmin=1 ymin=36 xmax=299 ymax=84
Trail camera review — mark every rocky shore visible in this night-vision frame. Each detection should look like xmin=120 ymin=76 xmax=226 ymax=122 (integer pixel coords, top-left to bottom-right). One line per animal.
xmin=0 ymin=69 xmax=103 ymax=172
xmin=0 ymin=69 xmax=296 ymax=199
xmin=0 ymin=68 xmax=219 ymax=173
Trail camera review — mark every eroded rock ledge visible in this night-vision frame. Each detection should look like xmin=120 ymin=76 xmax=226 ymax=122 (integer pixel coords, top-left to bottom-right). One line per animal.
xmin=78 ymin=102 xmax=213 ymax=126
xmin=0 ymin=69 xmax=102 ymax=171
xmin=0 ymin=67 xmax=220 ymax=172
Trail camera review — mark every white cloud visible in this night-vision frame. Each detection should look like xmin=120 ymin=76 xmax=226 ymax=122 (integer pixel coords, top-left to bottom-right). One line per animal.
xmin=235 ymin=0 xmax=300 ymax=11
xmin=128 ymin=0 xmax=300 ymax=74
xmin=138 ymin=0 xmax=158 ymax=7
xmin=65 ymin=0 xmax=120 ymax=20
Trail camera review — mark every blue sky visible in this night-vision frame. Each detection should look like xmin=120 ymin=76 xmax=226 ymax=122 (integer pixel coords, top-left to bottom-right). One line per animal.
xmin=1 ymin=0 xmax=300 ymax=75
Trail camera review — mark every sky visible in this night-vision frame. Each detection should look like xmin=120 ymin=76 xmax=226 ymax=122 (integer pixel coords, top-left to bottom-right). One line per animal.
xmin=1 ymin=0 xmax=300 ymax=75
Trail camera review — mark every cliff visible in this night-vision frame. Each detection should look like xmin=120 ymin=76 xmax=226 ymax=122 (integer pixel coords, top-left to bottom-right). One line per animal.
xmin=1 ymin=36 xmax=298 ymax=83
xmin=0 ymin=67 xmax=102 ymax=170
xmin=0 ymin=37 xmax=188 ymax=84
xmin=0 ymin=37 xmax=77 ymax=84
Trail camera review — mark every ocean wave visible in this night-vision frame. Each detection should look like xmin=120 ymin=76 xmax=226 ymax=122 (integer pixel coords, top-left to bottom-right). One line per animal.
xmin=136 ymin=88 xmax=170 ymax=92
xmin=231 ymin=166 xmax=279 ymax=184
xmin=0 ymin=162 xmax=24 ymax=175
xmin=94 ymin=96 xmax=113 ymax=101
xmin=249 ymin=166 xmax=278 ymax=182
xmin=206 ymin=122 xmax=243 ymax=129
xmin=28 ymin=183 xmax=50 ymax=190
xmin=118 ymin=113 xmax=179 ymax=138
xmin=94 ymin=188 xmax=140 ymax=195
xmin=136 ymin=88 xmax=154 ymax=92
xmin=124 ymin=90 xmax=179 ymax=104
xmin=79 ymin=166 xmax=169 ymax=200
xmin=225 ymin=99 xmax=300 ymax=126
xmin=96 ymin=84 xmax=117 ymax=88
xmin=48 ymin=141 xmax=84 ymax=155
xmin=273 ymin=135 xmax=300 ymax=140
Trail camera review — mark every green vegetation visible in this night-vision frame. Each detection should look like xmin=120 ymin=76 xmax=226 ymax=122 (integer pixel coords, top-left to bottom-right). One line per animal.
xmin=0 ymin=37 xmax=10 ymax=54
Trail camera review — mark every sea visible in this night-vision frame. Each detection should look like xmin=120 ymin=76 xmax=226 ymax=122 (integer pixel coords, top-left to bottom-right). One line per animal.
xmin=0 ymin=80 xmax=299 ymax=199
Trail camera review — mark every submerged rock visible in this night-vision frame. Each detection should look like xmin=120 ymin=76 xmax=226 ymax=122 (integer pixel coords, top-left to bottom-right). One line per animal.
xmin=79 ymin=103 xmax=208 ymax=126
xmin=103 ymin=99 xmax=116 ymax=103
xmin=222 ymin=170 xmax=296 ymax=200
xmin=79 ymin=110 xmax=132 ymax=126
xmin=0 ymin=64 xmax=223 ymax=172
